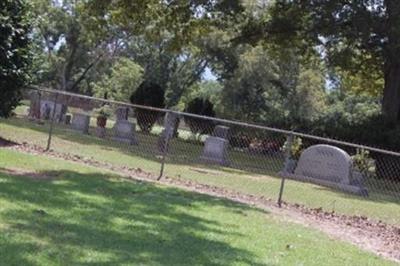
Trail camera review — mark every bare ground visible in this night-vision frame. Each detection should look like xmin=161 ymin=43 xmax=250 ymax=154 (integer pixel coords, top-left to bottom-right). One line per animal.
xmin=3 ymin=142 xmax=400 ymax=263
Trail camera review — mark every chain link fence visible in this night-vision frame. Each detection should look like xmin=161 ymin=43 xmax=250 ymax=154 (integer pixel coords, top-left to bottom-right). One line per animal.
xmin=2 ymin=88 xmax=400 ymax=225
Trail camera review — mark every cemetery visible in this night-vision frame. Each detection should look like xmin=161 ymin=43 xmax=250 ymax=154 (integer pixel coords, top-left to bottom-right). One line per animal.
xmin=2 ymin=0 xmax=400 ymax=265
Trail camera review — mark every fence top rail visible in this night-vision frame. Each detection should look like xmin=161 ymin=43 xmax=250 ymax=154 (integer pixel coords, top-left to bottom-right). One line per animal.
xmin=29 ymin=86 xmax=400 ymax=157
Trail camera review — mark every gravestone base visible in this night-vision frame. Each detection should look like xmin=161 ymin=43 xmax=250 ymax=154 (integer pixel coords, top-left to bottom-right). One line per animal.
xmin=199 ymin=137 xmax=230 ymax=166
xmin=96 ymin=127 xmax=106 ymax=138
xmin=279 ymin=172 xmax=368 ymax=196
xmin=71 ymin=113 xmax=90 ymax=134
xmin=111 ymin=120 xmax=138 ymax=145
xmin=111 ymin=136 xmax=138 ymax=145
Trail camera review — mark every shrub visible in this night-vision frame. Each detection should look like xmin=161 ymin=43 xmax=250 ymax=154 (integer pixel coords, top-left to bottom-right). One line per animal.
xmin=351 ymin=149 xmax=376 ymax=177
xmin=281 ymin=137 xmax=303 ymax=160
xmin=130 ymin=81 xmax=165 ymax=133
xmin=184 ymin=98 xmax=216 ymax=135
xmin=94 ymin=105 xmax=112 ymax=118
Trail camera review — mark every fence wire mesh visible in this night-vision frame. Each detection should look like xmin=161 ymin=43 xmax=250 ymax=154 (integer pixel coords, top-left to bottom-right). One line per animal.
xmin=2 ymin=88 xmax=400 ymax=225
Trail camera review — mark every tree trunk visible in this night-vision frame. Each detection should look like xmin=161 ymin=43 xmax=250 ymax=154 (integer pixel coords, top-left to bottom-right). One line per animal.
xmin=382 ymin=62 xmax=400 ymax=122
xmin=383 ymin=0 xmax=400 ymax=122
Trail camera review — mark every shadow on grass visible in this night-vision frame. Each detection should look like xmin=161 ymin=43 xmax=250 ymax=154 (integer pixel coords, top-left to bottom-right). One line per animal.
xmin=0 ymin=169 xmax=267 ymax=265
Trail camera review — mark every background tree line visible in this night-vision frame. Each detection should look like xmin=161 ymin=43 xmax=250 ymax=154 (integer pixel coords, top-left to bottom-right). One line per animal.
xmin=3 ymin=0 xmax=400 ymax=150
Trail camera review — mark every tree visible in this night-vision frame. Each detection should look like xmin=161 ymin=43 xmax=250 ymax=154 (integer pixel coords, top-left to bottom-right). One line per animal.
xmin=184 ymin=98 xmax=216 ymax=136
xmin=0 ymin=0 xmax=30 ymax=117
xmin=130 ymin=81 xmax=165 ymax=133
xmin=179 ymin=81 xmax=223 ymax=112
xmin=31 ymin=0 xmax=123 ymax=93
xmin=92 ymin=57 xmax=143 ymax=101
xmin=123 ymin=36 xmax=208 ymax=108
xmin=242 ymin=0 xmax=400 ymax=122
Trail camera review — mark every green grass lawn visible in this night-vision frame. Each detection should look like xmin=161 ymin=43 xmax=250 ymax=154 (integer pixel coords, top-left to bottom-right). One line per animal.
xmin=0 ymin=149 xmax=395 ymax=265
xmin=1 ymin=115 xmax=400 ymax=226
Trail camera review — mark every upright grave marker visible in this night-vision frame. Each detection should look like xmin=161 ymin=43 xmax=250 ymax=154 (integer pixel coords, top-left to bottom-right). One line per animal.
xmin=71 ymin=113 xmax=90 ymax=134
xmin=112 ymin=120 xmax=138 ymax=145
xmin=280 ymin=144 xmax=367 ymax=195
xmin=200 ymin=125 xmax=230 ymax=166
xmin=115 ymin=107 xmax=129 ymax=121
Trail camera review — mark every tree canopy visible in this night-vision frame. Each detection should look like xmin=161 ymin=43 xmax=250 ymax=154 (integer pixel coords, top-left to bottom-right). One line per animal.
xmin=0 ymin=0 xmax=30 ymax=117
xmin=239 ymin=0 xmax=400 ymax=122
xmin=8 ymin=0 xmax=400 ymax=149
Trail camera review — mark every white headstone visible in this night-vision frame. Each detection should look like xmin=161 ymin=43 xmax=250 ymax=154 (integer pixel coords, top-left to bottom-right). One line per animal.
xmin=71 ymin=113 xmax=90 ymax=134
xmin=200 ymin=136 xmax=229 ymax=165
xmin=294 ymin=144 xmax=351 ymax=184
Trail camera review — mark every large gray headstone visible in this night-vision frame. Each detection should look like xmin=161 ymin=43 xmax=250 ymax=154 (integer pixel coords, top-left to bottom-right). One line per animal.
xmin=213 ymin=125 xmax=230 ymax=139
xmin=281 ymin=144 xmax=367 ymax=195
xmin=112 ymin=120 xmax=138 ymax=145
xmin=294 ymin=144 xmax=351 ymax=184
xmin=199 ymin=137 xmax=229 ymax=166
xmin=71 ymin=113 xmax=90 ymax=134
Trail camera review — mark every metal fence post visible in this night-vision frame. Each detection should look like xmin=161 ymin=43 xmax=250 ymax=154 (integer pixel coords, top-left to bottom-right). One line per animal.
xmin=45 ymin=92 xmax=59 ymax=151
xmin=157 ymin=111 xmax=172 ymax=180
xmin=278 ymin=133 xmax=294 ymax=207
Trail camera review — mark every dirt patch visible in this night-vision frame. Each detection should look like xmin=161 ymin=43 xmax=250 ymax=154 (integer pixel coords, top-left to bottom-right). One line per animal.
xmin=6 ymin=143 xmax=400 ymax=263
xmin=0 ymin=137 xmax=19 ymax=147
xmin=0 ymin=167 xmax=59 ymax=181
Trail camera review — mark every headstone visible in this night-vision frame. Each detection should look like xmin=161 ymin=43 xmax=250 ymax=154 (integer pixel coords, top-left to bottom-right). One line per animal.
xmin=71 ymin=113 xmax=90 ymax=134
xmin=115 ymin=107 xmax=129 ymax=121
xmin=199 ymin=137 xmax=230 ymax=166
xmin=213 ymin=125 xmax=230 ymax=139
xmin=158 ymin=112 xmax=179 ymax=152
xmin=280 ymin=144 xmax=367 ymax=195
xmin=40 ymin=100 xmax=68 ymax=122
xmin=112 ymin=120 xmax=138 ymax=145
xmin=29 ymin=92 xmax=41 ymax=119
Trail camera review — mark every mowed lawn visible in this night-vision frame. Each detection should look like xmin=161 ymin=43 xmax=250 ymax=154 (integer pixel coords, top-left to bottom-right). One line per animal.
xmin=0 ymin=149 xmax=396 ymax=266
xmin=1 ymin=116 xmax=400 ymax=226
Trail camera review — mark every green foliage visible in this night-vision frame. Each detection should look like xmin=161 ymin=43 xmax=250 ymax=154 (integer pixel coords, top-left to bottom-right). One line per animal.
xmin=178 ymin=81 xmax=223 ymax=111
xmin=130 ymin=81 xmax=165 ymax=133
xmin=0 ymin=0 xmax=30 ymax=117
xmin=282 ymin=137 xmax=303 ymax=160
xmin=218 ymin=45 xmax=327 ymax=127
xmin=310 ymin=93 xmax=381 ymax=139
xmin=184 ymin=98 xmax=216 ymax=135
xmin=352 ymin=149 xmax=376 ymax=177
xmin=93 ymin=57 xmax=143 ymax=101
xmin=262 ymin=0 xmax=400 ymax=121
xmin=94 ymin=105 xmax=112 ymax=118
